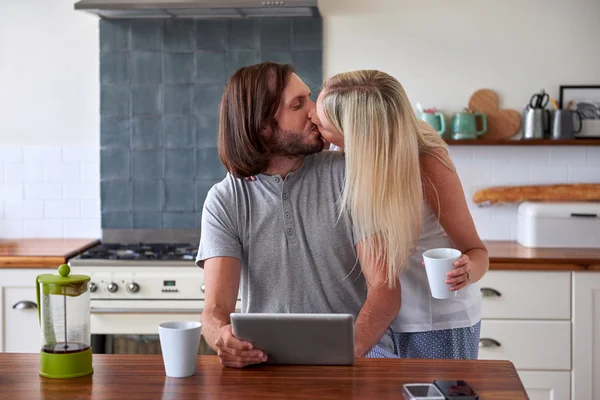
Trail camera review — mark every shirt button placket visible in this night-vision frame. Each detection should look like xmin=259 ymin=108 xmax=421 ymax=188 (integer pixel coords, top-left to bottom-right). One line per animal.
xmin=282 ymin=184 xmax=294 ymax=241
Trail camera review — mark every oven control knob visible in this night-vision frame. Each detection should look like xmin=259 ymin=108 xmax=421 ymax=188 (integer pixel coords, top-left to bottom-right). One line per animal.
xmin=201 ymin=284 xmax=205 ymax=293
xmin=89 ymin=282 xmax=97 ymax=293
xmin=107 ymin=282 xmax=119 ymax=293
xmin=127 ymin=282 xmax=140 ymax=293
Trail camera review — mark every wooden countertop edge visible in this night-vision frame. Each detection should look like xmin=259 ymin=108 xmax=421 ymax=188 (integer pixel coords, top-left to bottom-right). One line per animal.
xmin=0 ymin=239 xmax=100 ymax=268
xmin=62 ymin=239 xmax=101 ymax=261
xmin=489 ymin=262 xmax=586 ymax=271
xmin=489 ymin=256 xmax=600 ymax=266
xmin=0 ymin=257 xmax=74 ymax=268
xmin=485 ymin=240 xmax=600 ymax=265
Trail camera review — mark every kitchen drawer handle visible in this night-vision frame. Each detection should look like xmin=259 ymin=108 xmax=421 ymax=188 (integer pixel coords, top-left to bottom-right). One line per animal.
xmin=12 ymin=301 xmax=38 ymax=310
xmin=480 ymin=287 xmax=502 ymax=297
xmin=91 ymin=307 xmax=204 ymax=314
xmin=479 ymin=338 xmax=501 ymax=348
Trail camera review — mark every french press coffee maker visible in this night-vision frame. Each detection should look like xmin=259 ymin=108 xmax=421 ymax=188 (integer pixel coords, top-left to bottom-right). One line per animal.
xmin=36 ymin=264 xmax=93 ymax=378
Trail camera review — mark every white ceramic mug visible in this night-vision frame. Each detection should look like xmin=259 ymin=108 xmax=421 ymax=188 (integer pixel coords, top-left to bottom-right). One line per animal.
xmin=423 ymin=248 xmax=462 ymax=299
xmin=158 ymin=321 xmax=202 ymax=378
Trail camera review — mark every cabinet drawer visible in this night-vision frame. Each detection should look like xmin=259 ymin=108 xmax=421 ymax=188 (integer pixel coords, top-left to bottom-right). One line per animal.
xmin=3 ymin=287 xmax=40 ymax=353
xmin=479 ymin=320 xmax=570 ymax=370
xmin=518 ymin=370 xmax=570 ymax=400
xmin=479 ymin=271 xmax=570 ymax=320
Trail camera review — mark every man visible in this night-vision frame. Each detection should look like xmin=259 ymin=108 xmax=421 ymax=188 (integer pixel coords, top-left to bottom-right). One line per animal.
xmin=196 ymin=62 xmax=401 ymax=368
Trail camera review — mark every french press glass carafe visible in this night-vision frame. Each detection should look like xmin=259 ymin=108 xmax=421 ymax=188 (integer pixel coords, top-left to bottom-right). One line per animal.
xmin=36 ymin=264 xmax=93 ymax=378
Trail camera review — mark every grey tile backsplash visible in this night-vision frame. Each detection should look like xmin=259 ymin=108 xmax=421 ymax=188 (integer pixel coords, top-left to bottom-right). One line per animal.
xmin=100 ymin=17 xmax=323 ymax=229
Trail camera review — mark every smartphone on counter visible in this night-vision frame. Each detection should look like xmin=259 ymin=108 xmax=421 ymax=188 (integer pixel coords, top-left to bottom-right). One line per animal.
xmin=433 ymin=380 xmax=479 ymax=400
xmin=402 ymin=383 xmax=445 ymax=400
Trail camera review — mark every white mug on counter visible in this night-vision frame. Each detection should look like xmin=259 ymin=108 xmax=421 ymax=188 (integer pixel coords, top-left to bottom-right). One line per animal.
xmin=423 ymin=248 xmax=462 ymax=299
xmin=158 ymin=321 xmax=202 ymax=378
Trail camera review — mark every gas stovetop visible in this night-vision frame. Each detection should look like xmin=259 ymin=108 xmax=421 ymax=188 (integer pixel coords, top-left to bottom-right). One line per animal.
xmin=70 ymin=243 xmax=198 ymax=267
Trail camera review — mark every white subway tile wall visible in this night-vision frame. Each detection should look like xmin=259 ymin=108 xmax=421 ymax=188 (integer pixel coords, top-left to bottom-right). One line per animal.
xmin=450 ymin=145 xmax=598 ymax=241
xmin=0 ymin=145 xmax=101 ymax=239
xmin=0 ymin=144 xmax=597 ymax=239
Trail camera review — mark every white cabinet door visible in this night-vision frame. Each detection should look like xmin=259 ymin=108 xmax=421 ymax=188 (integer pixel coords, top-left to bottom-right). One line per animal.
xmin=479 ymin=271 xmax=571 ymax=320
xmin=0 ymin=269 xmax=47 ymax=353
xmin=479 ymin=320 xmax=571 ymax=371
xmin=519 ymin=371 xmax=570 ymax=400
xmin=572 ymin=272 xmax=600 ymax=400
xmin=3 ymin=287 xmax=40 ymax=353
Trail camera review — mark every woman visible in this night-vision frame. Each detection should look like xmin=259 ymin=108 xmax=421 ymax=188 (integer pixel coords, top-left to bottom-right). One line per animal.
xmin=312 ymin=70 xmax=489 ymax=359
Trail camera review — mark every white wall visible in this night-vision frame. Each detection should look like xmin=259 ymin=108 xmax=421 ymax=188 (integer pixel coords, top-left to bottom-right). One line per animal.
xmin=0 ymin=0 xmax=100 ymax=238
xmin=0 ymin=0 xmax=99 ymax=146
xmin=320 ymin=0 xmax=600 ymax=111
xmin=320 ymin=0 xmax=600 ymax=240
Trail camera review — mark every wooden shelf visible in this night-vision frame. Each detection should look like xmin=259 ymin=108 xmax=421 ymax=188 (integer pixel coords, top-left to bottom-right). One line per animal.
xmin=444 ymin=139 xmax=600 ymax=146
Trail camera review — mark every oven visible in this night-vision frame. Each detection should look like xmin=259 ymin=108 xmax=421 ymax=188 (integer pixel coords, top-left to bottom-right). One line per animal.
xmin=69 ymin=242 xmax=239 ymax=356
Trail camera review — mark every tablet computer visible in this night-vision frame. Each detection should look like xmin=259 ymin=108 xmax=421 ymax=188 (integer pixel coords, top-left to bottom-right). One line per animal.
xmin=230 ymin=313 xmax=355 ymax=365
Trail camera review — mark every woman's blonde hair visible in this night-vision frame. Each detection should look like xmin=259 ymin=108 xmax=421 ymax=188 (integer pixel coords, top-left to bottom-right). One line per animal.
xmin=320 ymin=70 xmax=454 ymax=287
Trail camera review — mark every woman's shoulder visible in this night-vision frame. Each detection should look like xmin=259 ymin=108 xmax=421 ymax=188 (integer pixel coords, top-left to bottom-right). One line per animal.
xmin=419 ymin=149 xmax=455 ymax=172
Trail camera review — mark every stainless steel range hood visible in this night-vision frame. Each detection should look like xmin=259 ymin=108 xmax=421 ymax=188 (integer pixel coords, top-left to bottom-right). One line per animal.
xmin=74 ymin=0 xmax=320 ymax=19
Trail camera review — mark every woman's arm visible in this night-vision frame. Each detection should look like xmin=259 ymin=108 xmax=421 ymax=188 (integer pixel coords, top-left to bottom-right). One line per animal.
xmin=421 ymin=152 xmax=489 ymax=290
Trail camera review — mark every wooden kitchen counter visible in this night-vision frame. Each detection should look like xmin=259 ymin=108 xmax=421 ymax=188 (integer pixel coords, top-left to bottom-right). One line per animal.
xmin=485 ymin=240 xmax=600 ymax=270
xmin=1 ymin=238 xmax=597 ymax=271
xmin=0 ymin=353 xmax=527 ymax=400
xmin=0 ymin=239 xmax=100 ymax=268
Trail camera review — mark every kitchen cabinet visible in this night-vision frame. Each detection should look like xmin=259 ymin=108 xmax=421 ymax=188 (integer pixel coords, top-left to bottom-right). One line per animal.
xmin=479 ymin=320 xmax=570 ymax=370
xmin=572 ymin=272 xmax=600 ymax=400
xmin=479 ymin=271 xmax=572 ymax=400
xmin=0 ymin=269 xmax=46 ymax=353
xmin=479 ymin=271 xmax=570 ymax=319
xmin=518 ymin=371 xmax=571 ymax=400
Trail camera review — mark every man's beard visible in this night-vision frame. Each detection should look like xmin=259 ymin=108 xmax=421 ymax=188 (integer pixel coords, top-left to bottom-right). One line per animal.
xmin=264 ymin=126 xmax=324 ymax=156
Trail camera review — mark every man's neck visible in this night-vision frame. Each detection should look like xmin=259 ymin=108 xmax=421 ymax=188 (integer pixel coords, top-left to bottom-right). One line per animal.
xmin=262 ymin=155 xmax=306 ymax=179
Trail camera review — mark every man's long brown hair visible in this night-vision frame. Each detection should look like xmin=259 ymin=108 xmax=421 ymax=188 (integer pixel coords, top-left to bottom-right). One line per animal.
xmin=218 ymin=62 xmax=294 ymax=178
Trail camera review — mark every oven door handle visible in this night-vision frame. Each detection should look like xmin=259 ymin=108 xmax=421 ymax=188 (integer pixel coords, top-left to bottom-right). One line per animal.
xmin=91 ymin=307 xmax=204 ymax=314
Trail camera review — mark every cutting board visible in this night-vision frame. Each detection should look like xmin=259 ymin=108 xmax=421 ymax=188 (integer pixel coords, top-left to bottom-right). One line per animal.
xmin=468 ymin=89 xmax=521 ymax=140
xmin=473 ymin=184 xmax=600 ymax=205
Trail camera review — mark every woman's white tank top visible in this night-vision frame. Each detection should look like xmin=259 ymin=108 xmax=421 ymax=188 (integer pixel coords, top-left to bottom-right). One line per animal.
xmin=390 ymin=203 xmax=482 ymax=333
